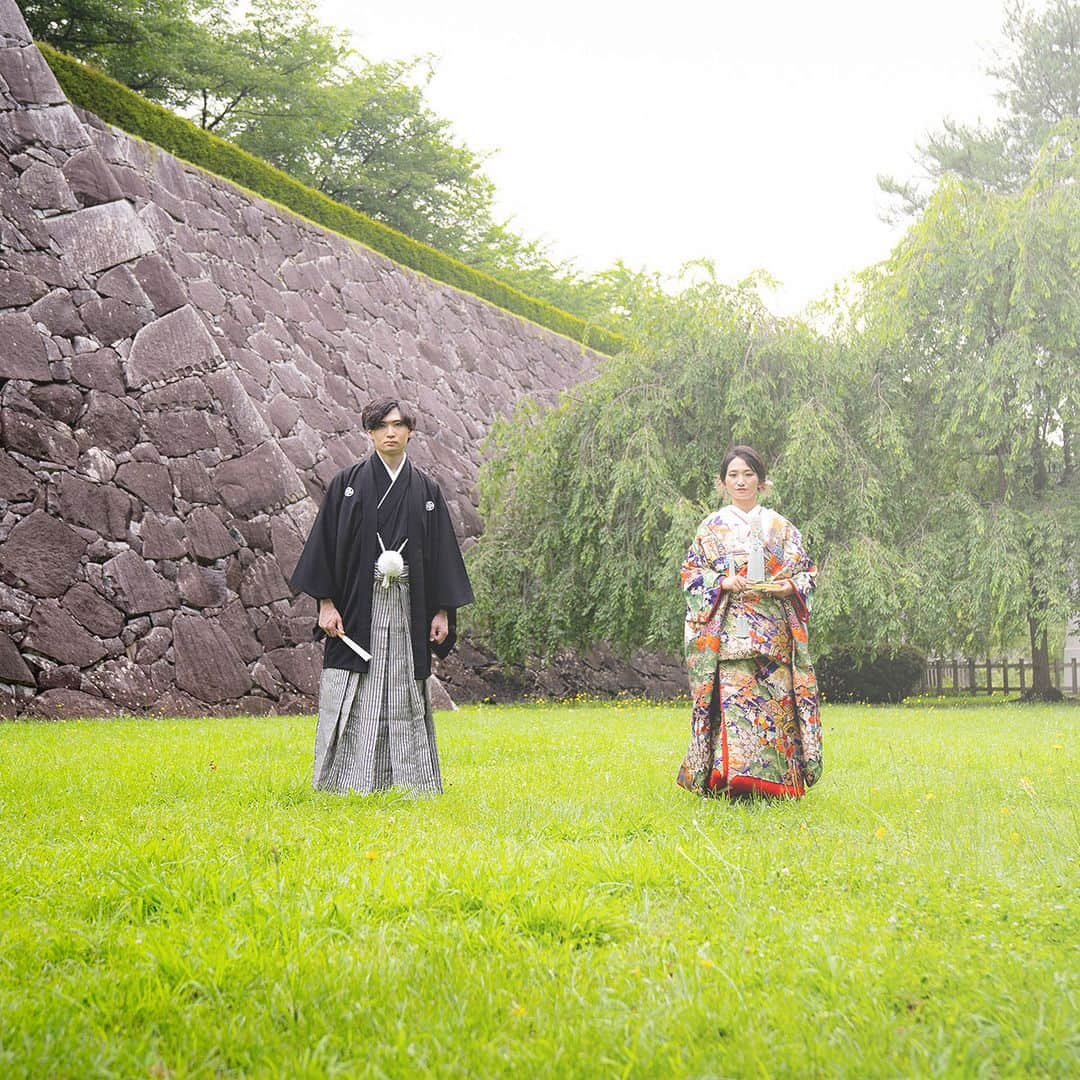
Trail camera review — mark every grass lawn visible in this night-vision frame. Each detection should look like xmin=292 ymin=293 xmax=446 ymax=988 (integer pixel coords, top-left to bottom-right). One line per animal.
xmin=0 ymin=701 xmax=1076 ymax=1078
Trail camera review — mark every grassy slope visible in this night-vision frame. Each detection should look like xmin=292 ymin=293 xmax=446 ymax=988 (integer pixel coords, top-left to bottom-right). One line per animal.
xmin=0 ymin=703 xmax=1075 ymax=1078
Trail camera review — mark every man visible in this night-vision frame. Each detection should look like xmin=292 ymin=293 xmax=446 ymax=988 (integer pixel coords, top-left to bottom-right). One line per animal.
xmin=291 ymin=398 xmax=473 ymax=794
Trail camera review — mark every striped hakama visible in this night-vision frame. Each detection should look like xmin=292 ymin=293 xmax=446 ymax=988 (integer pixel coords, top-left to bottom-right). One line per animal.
xmin=313 ymin=569 xmax=442 ymax=794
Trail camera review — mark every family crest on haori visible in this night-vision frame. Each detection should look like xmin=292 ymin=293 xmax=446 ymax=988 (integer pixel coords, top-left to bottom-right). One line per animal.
xmin=677 ymin=445 xmax=822 ymax=799
xmin=290 ymin=398 xmax=473 ymax=795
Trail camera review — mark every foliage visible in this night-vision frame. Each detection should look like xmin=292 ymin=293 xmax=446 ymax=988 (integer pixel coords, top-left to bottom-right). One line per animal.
xmin=816 ymin=646 xmax=927 ymax=704
xmin=39 ymin=44 xmax=625 ymax=355
xmin=22 ymin=0 xmax=219 ymax=89
xmin=880 ymin=0 xmax=1080 ymax=215
xmin=158 ymin=0 xmax=349 ymax=134
xmin=239 ymin=55 xmax=501 ymax=256
xmin=461 ymin=225 xmax=622 ymax=327
xmin=863 ymin=124 xmax=1080 ymax=692
xmin=0 ymin=705 xmax=1075 ymax=1077
xmin=467 ymin=266 xmax=915 ymax=662
xmin=469 ymin=129 xmax=1079 ymax=691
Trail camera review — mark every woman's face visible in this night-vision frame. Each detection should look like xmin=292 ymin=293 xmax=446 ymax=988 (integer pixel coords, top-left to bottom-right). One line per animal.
xmin=724 ymin=457 xmax=760 ymax=506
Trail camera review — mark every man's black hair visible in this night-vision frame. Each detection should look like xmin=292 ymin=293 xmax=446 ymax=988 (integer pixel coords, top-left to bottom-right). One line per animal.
xmin=361 ymin=398 xmax=416 ymax=431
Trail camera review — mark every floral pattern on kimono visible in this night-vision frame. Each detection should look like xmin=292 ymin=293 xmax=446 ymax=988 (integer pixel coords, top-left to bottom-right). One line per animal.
xmin=677 ymin=505 xmax=822 ymax=798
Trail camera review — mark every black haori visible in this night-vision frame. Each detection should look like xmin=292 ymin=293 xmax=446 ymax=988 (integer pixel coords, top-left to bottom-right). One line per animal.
xmin=291 ymin=456 xmax=474 ymax=679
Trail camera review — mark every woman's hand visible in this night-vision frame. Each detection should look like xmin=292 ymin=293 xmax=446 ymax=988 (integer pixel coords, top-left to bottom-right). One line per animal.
xmin=721 ymin=574 xmax=748 ymax=593
xmin=772 ymin=579 xmax=797 ymax=597
xmin=318 ymin=598 xmax=344 ymax=637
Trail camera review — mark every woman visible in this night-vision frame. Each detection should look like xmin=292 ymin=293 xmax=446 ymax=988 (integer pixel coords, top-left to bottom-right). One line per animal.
xmin=677 ymin=445 xmax=822 ymax=798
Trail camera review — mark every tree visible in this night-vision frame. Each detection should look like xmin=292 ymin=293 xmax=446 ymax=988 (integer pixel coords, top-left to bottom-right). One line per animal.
xmin=468 ymin=124 xmax=1079 ymax=701
xmin=22 ymin=0 xmax=205 ymax=55
xmin=23 ymin=1 xmax=349 ymax=119
xmin=880 ymin=0 xmax=1080 ymax=216
xmin=466 ymin=266 xmax=913 ymax=663
xmin=169 ymin=0 xmax=349 ymax=136
xmin=459 ymin=230 xmax=651 ymax=328
xmin=236 ymin=56 xmax=498 ymax=255
xmin=866 ymin=125 xmax=1080 ymax=698
xmin=461 ymin=224 xmax=604 ymax=322
xmin=22 ymin=0 xmax=227 ymax=101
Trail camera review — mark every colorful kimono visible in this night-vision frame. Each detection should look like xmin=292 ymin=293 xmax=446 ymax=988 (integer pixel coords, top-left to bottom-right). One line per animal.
xmin=677 ymin=504 xmax=822 ymax=798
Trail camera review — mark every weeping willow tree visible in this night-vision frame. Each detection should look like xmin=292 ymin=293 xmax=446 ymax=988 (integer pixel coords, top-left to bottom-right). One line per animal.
xmin=466 ymin=268 xmax=916 ymax=663
xmin=467 ymin=128 xmax=1079 ymax=691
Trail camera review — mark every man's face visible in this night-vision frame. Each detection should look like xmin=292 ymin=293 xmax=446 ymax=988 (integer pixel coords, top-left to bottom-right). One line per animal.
xmin=368 ymin=407 xmax=412 ymax=459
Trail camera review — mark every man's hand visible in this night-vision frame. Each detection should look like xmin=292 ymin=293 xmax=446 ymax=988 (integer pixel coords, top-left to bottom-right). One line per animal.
xmin=318 ymin=598 xmax=344 ymax=637
xmin=429 ymin=609 xmax=449 ymax=646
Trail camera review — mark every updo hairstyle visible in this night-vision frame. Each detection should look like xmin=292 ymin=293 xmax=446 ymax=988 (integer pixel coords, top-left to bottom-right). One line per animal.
xmin=714 ymin=444 xmax=773 ymax=499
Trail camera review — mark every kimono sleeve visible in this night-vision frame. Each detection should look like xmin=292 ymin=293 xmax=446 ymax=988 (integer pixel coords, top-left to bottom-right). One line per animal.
xmin=681 ymin=524 xmax=726 ymax=628
xmin=783 ymin=521 xmax=817 ymax=621
xmin=289 ymin=473 xmax=344 ymax=601
xmin=429 ymin=484 xmax=474 ymax=612
xmin=426 ymin=484 xmax=474 ymax=661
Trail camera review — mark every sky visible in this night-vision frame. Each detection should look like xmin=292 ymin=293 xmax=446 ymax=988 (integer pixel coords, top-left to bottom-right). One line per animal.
xmin=318 ymin=0 xmax=1010 ymax=315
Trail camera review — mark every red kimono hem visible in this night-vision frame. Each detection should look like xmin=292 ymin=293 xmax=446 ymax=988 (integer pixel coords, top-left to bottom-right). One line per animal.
xmin=715 ymin=774 xmax=805 ymax=799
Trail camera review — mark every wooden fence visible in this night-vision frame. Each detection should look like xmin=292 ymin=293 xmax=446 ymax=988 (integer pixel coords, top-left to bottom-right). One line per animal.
xmin=920 ymin=656 xmax=1079 ymax=696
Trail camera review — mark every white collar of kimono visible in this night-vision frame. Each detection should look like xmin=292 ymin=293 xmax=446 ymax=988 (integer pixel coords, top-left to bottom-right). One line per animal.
xmin=376 ymin=451 xmax=407 ymax=484
xmin=726 ymin=503 xmax=762 ymax=529
xmin=376 ymin=452 xmax=407 ymax=509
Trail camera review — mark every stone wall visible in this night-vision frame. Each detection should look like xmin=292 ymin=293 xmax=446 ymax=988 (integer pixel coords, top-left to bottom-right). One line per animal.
xmin=0 ymin=0 xmax=602 ymax=717
xmin=434 ymin=635 xmax=688 ymax=705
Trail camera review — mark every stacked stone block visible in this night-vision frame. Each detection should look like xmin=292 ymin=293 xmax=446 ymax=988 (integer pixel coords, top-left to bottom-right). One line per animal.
xmin=0 ymin=0 xmax=599 ymax=717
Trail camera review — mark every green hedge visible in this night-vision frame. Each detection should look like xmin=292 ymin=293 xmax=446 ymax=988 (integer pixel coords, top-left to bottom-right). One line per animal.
xmin=816 ymin=646 xmax=927 ymax=704
xmin=40 ymin=44 xmax=624 ymax=356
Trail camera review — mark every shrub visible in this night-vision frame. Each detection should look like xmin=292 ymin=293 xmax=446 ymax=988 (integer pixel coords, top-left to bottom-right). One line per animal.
xmin=816 ymin=645 xmax=927 ymax=704
xmin=39 ymin=44 xmax=626 ymax=358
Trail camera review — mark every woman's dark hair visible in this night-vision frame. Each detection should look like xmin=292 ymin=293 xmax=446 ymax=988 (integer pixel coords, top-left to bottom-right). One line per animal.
xmin=362 ymin=398 xmax=416 ymax=431
xmin=720 ymin=444 xmax=767 ymax=482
